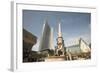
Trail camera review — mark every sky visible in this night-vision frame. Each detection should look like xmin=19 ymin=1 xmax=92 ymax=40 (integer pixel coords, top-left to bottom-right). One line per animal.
xmin=23 ymin=10 xmax=91 ymax=51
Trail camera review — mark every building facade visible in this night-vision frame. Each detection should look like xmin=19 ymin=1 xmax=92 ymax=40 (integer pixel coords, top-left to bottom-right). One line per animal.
xmin=23 ymin=29 xmax=37 ymax=62
xmin=39 ymin=20 xmax=54 ymax=51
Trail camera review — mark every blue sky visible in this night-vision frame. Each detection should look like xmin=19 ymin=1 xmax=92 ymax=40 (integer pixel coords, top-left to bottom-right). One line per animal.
xmin=23 ymin=10 xmax=91 ymax=51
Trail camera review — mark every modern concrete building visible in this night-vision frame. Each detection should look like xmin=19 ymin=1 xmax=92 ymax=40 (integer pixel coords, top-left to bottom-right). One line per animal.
xmin=23 ymin=29 xmax=37 ymax=62
xmin=39 ymin=20 xmax=54 ymax=51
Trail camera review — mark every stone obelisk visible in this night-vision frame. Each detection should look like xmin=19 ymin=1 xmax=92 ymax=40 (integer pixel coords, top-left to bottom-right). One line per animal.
xmin=55 ymin=22 xmax=65 ymax=56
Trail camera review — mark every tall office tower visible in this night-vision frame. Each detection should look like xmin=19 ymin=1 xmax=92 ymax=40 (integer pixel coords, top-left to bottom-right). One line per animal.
xmin=39 ymin=20 xmax=54 ymax=51
xmin=55 ymin=22 xmax=65 ymax=56
xmin=49 ymin=28 xmax=54 ymax=50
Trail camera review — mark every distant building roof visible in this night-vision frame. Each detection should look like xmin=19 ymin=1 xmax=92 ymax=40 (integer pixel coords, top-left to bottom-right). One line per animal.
xmin=66 ymin=38 xmax=91 ymax=54
xmin=23 ymin=28 xmax=37 ymax=45
xmin=66 ymin=44 xmax=81 ymax=54
xmin=23 ymin=28 xmax=37 ymax=50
